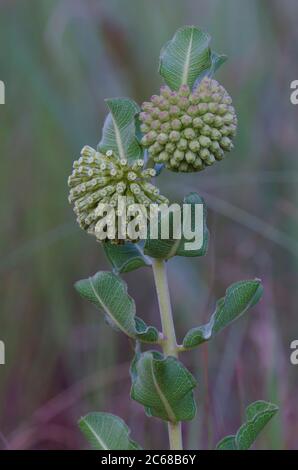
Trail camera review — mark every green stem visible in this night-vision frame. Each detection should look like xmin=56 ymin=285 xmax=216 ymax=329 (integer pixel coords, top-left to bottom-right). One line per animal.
xmin=151 ymin=258 xmax=183 ymax=451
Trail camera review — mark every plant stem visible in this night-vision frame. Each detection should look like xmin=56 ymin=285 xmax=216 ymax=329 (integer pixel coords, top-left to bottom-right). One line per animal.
xmin=151 ymin=258 xmax=183 ymax=450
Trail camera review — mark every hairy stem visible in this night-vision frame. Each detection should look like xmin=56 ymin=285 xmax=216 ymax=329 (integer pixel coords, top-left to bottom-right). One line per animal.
xmin=151 ymin=258 xmax=183 ymax=450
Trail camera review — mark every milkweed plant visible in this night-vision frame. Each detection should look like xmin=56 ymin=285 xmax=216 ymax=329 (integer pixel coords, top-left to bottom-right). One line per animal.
xmin=68 ymin=26 xmax=278 ymax=451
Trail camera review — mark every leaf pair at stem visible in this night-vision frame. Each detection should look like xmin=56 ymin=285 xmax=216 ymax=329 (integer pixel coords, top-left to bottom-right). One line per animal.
xmin=75 ymin=268 xmax=263 ymax=353
xmin=79 ymin=400 xmax=278 ymax=451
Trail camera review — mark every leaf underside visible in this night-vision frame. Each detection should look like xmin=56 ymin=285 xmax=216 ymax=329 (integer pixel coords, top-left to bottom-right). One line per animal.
xmin=98 ymin=97 xmax=142 ymax=162
xmin=159 ymin=26 xmax=211 ymax=90
xmin=130 ymin=351 xmax=197 ymax=423
xmin=183 ymin=279 xmax=263 ymax=350
xmin=79 ymin=412 xmax=141 ymax=450
xmin=103 ymin=241 xmax=151 ymax=274
xmin=75 ymin=271 xmax=159 ymax=343
xmin=159 ymin=26 xmax=227 ymax=91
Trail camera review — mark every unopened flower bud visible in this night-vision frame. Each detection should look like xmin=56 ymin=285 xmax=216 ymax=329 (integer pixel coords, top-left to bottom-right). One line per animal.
xmin=157 ymin=133 xmax=168 ymax=145
xmin=184 ymin=128 xmax=196 ymax=140
xmin=160 ymin=122 xmax=171 ymax=133
xmin=169 ymin=91 xmax=178 ymax=104
xmin=169 ymin=130 xmax=180 ymax=142
xmin=189 ymin=140 xmax=200 ymax=152
xmin=171 ymin=119 xmax=182 ymax=130
xmin=181 ymin=115 xmax=192 ymax=127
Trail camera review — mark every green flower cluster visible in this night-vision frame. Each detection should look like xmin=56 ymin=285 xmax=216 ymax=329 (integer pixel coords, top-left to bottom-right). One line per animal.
xmin=68 ymin=146 xmax=168 ymax=241
xmin=140 ymin=77 xmax=237 ymax=172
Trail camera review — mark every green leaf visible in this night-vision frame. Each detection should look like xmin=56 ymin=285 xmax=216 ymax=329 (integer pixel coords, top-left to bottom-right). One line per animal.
xmin=216 ymin=435 xmax=237 ymax=450
xmin=159 ymin=26 xmax=211 ymax=90
xmin=103 ymin=241 xmax=151 ymax=274
xmin=209 ymin=51 xmax=228 ymax=75
xmin=144 ymin=193 xmax=208 ymax=260
xmin=75 ymin=271 xmax=159 ymax=343
xmin=78 ymin=412 xmax=141 ymax=450
xmin=216 ymin=401 xmax=278 ymax=450
xmin=194 ymin=51 xmax=228 ymax=85
xmin=130 ymin=351 xmax=197 ymax=423
xmin=75 ymin=271 xmax=136 ymax=337
xmin=183 ymin=280 xmax=263 ymax=350
xmin=135 ymin=317 xmax=160 ymax=343
xmin=236 ymin=401 xmax=279 ymax=450
xmin=98 ymin=98 xmax=142 ymax=162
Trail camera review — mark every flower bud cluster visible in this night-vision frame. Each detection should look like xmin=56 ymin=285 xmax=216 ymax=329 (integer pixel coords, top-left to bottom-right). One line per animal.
xmin=140 ymin=77 xmax=237 ymax=172
xmin=68 ymin=146 xmax=168 ymax=241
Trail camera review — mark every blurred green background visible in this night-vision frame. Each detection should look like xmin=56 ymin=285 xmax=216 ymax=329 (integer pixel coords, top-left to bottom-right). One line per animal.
xmin=1 ymin=0 xmax=298 ymax=450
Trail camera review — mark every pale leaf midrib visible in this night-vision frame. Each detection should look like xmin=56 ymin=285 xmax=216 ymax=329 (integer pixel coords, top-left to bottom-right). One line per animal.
xmin=83 ymin=419 xmax=109 ymax=450
xmin=181 ymin=27 xmax=194 ymax=86
xmin=111 ymin=114 xmax=126 ymax=161
xmin=150 ymin=360 xmax=177 ymax=422
xmin=89 ymin=277 xmax=134 ymax=338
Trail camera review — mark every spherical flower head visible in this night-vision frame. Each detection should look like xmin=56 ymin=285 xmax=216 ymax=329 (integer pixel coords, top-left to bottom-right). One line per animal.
xmin=140 ymin=77 xmax=237 ymax=172
xmin=68 ymin=146 xmax=168 ymax=243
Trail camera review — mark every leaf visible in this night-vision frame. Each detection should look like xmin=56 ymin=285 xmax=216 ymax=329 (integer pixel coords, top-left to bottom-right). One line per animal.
xmin=209 ymin=51 xmax=228 ymax=75
xmin=103 ymin=241 xmax=151 ymax=274
xmin=236 ymin=401 xmax=279 ymax=450
xmin=130 ymin=351 xmax=197 ymax=423
xmin=216 ymin=401 xmax=278 ymax=450
xmin=159 ymin=26 xmax=211 ymax=91
xmin=216 ymin=435 xmax=237 ymax=450
xmin=75 ymin=271 xmax=159 ymax=343
xmin=183 ymin=280 xmax=263 ymax=350
xmin=75 ymin=271 xmax=136 ymax=337
xmin=98 ymin=98 xmax=142 ymax=162
xmin=193 ymin=51 xmax=228 ymax=86
xmin=144 ymin=192 xmax=208 ymax=260
xmin=78 ymin=412 xmax=141 ymax=450
xmin=135 ymin=317 xmax=160 ymax=344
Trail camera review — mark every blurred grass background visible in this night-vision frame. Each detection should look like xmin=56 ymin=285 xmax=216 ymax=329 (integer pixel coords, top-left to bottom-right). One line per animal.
xmin=0 ymin=0 xmax=298 ymax=450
